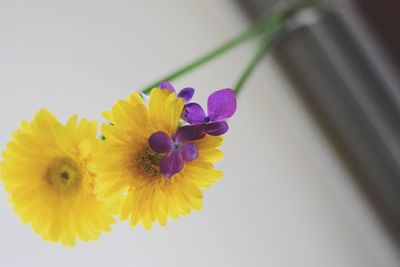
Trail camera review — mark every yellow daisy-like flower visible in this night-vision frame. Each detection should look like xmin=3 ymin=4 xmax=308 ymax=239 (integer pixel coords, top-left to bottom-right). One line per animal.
xmin=95 ymin=88 xmax=223 ymax=229
xmin=1 ymin=109 xmax=116 ymax=246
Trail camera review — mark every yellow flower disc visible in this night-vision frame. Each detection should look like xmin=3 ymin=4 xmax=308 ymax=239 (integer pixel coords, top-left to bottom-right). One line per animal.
xmin=0 ymin=109 xmax=116 ymax=246
xmin=95 ymin=88 xmax=224 ymax=229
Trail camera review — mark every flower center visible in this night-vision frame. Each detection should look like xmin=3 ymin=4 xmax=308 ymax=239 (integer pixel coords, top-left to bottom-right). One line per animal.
xmin=137 ymin=147 xmax=162 ymax=177
xmin=45 ymin=157 xmax=82 ymax=195
xmin=172 ymin=143 xmax=179 ymax=151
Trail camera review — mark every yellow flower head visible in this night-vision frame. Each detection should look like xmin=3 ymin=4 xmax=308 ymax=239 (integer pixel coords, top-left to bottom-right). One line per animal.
xmin=1 ymin=109 xmax=115 ymax=246
xmin=95 ymin=88 xmax=224 ymax=229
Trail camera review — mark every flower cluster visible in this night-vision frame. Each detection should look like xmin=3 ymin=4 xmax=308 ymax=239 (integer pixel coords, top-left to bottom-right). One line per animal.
xmin=156 ymin=82 xmax=237 ymax=178
xmin=0 ymin=82 xmax=236 ymax=246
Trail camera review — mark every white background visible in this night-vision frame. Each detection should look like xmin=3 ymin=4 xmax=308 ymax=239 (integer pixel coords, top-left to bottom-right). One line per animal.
xmin=0 ymin=0 xmax=399 ymax=266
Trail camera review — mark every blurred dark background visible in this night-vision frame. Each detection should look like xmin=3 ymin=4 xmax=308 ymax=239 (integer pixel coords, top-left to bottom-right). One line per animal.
xmin=355 ymin=0 xmax=400 ymax=72
xmin=236 ymin=0 xmax=400 ymax=246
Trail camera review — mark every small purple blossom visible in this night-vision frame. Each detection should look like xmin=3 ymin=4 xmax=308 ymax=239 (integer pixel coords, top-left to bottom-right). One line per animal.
xmin=182 ymin=88 xmax=237 ymax=136
xmin=160 ymin=81 xmax=194 ymax=103
xmin=148 ymin=125 xmax=205 ymax=178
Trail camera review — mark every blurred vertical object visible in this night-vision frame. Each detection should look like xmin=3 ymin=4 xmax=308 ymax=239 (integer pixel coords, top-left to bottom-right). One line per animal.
xmin=236 ymin=0 xmax=400 ymax=245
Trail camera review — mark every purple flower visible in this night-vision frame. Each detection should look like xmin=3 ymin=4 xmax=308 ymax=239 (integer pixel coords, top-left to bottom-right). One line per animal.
xmin=160 ymin=81 xmax=194 ymax=103
xmin=148 ymin=125 xmax=205 ymax=178
xmin=182 ymin=88 xmax=237 ymax=136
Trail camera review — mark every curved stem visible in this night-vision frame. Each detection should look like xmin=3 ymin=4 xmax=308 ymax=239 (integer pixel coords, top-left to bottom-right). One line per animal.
xmin=140 ymin=13 xmax=287 ymax=94
xmin=234 ymin=21 xmax=286 ymax=95
xmin=139 ymin=0 xmax=315 ymax=94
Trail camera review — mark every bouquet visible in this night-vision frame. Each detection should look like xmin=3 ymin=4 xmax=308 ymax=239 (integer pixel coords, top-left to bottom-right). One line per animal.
xmin=0 ymin=0 xmax=313 ymax=246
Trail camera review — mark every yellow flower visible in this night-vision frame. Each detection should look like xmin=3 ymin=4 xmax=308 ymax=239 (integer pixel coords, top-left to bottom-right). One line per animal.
xmin=1 ymin=109 xmax=116 ymax=246
xmin=95 ymin=88 xmax=224 ymax=229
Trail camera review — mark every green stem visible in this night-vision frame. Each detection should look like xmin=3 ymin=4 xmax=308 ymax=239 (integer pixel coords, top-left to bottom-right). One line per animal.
xmin=140 ymin=13 xmax=288 ymax=94
xmin=234 ymin=22 xmax=285 ymax=95
xmin=139 ymin=0 xmax=315 ymax=94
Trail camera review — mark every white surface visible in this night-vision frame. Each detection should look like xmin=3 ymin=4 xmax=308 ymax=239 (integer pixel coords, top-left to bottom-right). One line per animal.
xmin=0 ymin=0 xmax=399 ymax=266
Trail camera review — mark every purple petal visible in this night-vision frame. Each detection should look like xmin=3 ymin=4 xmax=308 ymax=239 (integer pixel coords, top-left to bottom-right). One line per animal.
xmin=182 ymin=103 xmax=206 ymax=124
xmin=206 ymin=121 xmax=229 ymax=136
xmin=181 ymin=143 xmax=198 ymax=162
xmin=159 ymin=81 xmax=175 ymax=93
xmin=149 ymin=131 xmax=173 ymax=153
xmin=177 ymin=87 xmax=194 ymax=103
xmin=207 ymin=88 xmax=237 ymax=121
xmin=160 ymin=151 xmax=184 ymax=178
xmin=174 ymin=125 xmax=206 ymax=143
